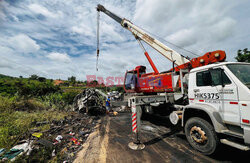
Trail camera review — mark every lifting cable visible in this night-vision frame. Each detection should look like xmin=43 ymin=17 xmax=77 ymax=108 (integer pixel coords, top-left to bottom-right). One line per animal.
xmin=96 ymin=11 xmax=100 ymax=71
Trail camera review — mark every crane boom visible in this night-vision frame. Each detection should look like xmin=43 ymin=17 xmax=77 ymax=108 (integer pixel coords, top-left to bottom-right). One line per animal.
xmin=97 ymin=4 xmax=190 ymax=66
xmin=97 ymin=4 xmax=226 ymax=94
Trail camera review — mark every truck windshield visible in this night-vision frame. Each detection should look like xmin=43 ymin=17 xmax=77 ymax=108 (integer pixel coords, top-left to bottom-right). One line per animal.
xmin=227 ymin=64 xmax=250 ymax=89
xmin=125 ymin=72 xmax=135 ymax=90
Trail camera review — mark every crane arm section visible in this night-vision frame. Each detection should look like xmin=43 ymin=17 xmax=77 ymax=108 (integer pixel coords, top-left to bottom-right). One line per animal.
xmin=97 ymin=4 xmax=190 ymax=66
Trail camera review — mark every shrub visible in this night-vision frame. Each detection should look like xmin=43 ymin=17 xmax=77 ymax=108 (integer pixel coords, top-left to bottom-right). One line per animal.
xmin=62 ymin=91 xmax=80 ymax=105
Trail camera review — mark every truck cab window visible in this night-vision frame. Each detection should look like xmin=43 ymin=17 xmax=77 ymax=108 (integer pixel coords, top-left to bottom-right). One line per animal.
xmin=196 ymin=71 xmax=212 ymax=86
xmin=196 ymin=69 xmax=231 ymax=87
xmin=210 ymin=69 xmax=231 ymax=86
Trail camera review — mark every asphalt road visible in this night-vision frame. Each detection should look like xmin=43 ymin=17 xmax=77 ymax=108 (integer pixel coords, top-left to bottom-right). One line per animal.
xmin=74 ymin=113 xmax=250 ymax=163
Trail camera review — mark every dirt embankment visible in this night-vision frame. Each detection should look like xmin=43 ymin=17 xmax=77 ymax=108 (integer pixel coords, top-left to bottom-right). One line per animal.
xmin=74 ymin=116 xmax=110 ymax=163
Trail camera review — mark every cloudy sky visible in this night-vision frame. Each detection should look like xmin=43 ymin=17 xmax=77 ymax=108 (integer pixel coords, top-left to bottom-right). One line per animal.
xmin=0 ymin=0 xmax=249 ymax=82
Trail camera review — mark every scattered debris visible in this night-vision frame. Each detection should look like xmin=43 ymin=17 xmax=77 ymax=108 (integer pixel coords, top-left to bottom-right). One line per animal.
xmin=32 ymin=132 xmax=43 ymax=138
xmin=36 ymin=121 xmax=49 ymax=126
xmin=0 ymin=112 xmax=98 ymax=162
xmin=108 ymin=111 xmax=118 ymax=116
xmin=70 ymin=137 xmax=80 ymax=145
xmin=11 ymin=140 xmax=33 ymax=156
xmin=0 ymin=89 xmax=125 ymax=162
xmin=55 ymin=135 xmax=63 ymax=143
xmin=0 ymin=148 xmax=5 ymax=155
xmin=107 ymin=91 xmax=121 ymax=100
xmin=0 ymin=149 xmax=24 ymax=161
xmin=113 ymin=111 xmax=118 ymax=116
xmin=37 ymin=139 xmax=53 ymax=148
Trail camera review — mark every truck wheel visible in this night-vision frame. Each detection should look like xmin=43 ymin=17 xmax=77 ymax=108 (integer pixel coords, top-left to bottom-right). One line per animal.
xmin=185 ymin=117 xmax=219 ymax=155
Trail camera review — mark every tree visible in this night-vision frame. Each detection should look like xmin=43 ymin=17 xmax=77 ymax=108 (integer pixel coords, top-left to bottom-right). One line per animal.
xmin=235 ymin=48 xmax=250 ymax=63
xmin=68 ymin=76 xmax=76 ymax=85
xmin=29 ymin=74 xmax=39 ymax=80
xmin=38 ymin=77 xmax=46 ymax=82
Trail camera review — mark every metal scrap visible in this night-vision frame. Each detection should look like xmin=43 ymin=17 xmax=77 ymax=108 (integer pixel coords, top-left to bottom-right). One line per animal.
xmin=72 ymin=88 xmax=106 ymax=115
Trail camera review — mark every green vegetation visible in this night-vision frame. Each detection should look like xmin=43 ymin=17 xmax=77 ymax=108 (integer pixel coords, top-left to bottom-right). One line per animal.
xmin=0 ymin=96 xmax=68 ymax=148
xmin=0 ymin=73 xmax=124 ymax=149
xmin=236 ymin=48 xmax=250 ymax=63
xmin=0 ymin=74 xmax=81 ymax=149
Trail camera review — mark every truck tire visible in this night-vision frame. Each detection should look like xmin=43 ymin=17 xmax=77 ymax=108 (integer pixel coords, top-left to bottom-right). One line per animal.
xmin=185 ymin=117 xmax=219 ymax=155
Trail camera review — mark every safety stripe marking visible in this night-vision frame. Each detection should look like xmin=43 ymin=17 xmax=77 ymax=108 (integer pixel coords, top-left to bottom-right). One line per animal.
xmin=132 ymin=117 xmax=137 ymax=122
xmin=132 ymin=123 xmax=137 ymax=127
xmin=133 ymin=126 xmax=137 ymax=131
xmin=132 ymin=113 xmax=136 ymax=118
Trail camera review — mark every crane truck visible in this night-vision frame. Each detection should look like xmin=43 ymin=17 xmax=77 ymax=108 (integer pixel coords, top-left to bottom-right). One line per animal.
xmin=97 ymin=4 xmax=250 ymax=155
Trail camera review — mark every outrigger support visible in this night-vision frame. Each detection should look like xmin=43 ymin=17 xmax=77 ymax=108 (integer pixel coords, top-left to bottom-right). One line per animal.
xmin=128 ymin=97 xmax=145 ymax=150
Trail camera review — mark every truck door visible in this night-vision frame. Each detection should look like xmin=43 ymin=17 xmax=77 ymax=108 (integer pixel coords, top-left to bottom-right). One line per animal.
xmin=193 ymin=70 xmax=221 ymax=115
xmin=193 ymin=69 xmax=240 ymax=125
xmin=210 ymin=68 xmax=240 ymax=125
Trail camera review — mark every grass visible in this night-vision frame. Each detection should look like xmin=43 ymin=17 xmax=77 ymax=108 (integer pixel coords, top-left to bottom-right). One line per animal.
xmin=0 ymin=96 xmax=68 ymax=149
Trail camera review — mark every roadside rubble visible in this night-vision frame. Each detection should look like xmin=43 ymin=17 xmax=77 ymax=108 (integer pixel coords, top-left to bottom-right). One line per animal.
xmin=0 ymin=89 xmax=125 ymax=162
xmin=0 ymin=112 xmax=99 ymax=162
xmin=72 ymin=89 xmax=106 ymax=115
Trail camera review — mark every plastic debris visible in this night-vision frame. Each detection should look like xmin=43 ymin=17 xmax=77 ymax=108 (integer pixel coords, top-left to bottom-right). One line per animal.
xmin=0 ymin=148 xmax=5 ymax=155
xmin=52 ymin=149 xmax=56 ymax=157
xmin=69 ymin=131 xmax=75 ymax=136
xmin=32 ymin=132 xmax=43 ymax=138
xmin=12 ymin=140 xmax=33 ymax=156
xmin=55 ymin=135 xmax=63 ymax=143
xmin=0 ymin=149 xmax=24 ymax=160
xmin=70 ymin=138 xmax=80 ymax=145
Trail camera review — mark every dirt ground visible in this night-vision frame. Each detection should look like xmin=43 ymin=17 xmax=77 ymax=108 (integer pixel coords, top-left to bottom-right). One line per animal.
xmin=74 ymin=113 xmax=250 ymax=163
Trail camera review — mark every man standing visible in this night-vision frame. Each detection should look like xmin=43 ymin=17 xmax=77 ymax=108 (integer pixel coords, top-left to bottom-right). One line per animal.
xmin=105 ymin=96 xmax=111 ymax=113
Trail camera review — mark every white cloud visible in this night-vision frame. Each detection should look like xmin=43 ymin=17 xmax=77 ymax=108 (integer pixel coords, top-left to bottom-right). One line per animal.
xmin=0 ymin=58 xmax=13 ymax=68
xmin=8 ymin=34 xmax=40 ymax=53
xmin=71 ymin=23 xmax=94 ymax=36
xmin=28 ymin=3 xmax=58 ymax=18
xmin=167 ymin=29 xmax=197 ymax=47
xmin=133 ymin=0 xmax=238 ymax=59
xmin=47 ymin=52 xmax=71 ymax=63
xmin=0 ymin=0 xmax=249 ymax=81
